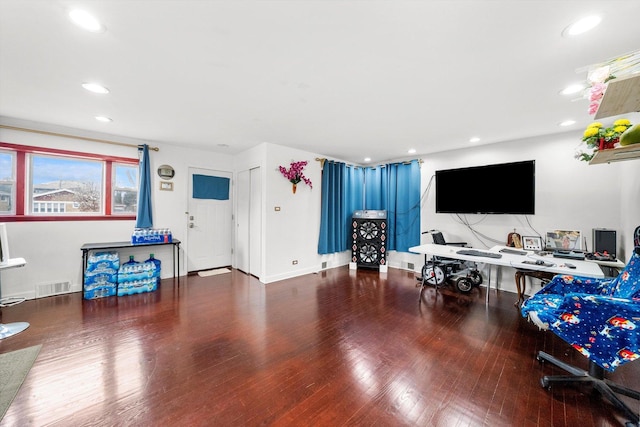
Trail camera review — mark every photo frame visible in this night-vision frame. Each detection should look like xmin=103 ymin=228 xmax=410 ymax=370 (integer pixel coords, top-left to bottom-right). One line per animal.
xmin=159 ymin=181 xmax=173 ymax=191
xmin=522 ymin=236 xmax=542 ymax=251
xmin=545 ymin=230 xmax=582 ymax=251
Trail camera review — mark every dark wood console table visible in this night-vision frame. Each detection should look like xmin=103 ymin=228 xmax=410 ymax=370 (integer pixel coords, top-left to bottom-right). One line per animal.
xmin=514 ymin=269 xmax=555 ymax=307
xmin=81 ymin=239 xmax=181 ymax=284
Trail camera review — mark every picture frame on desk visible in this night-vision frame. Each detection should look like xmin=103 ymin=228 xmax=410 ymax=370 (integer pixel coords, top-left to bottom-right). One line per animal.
xmin=522 ymin=236 xmax=542 ymax=251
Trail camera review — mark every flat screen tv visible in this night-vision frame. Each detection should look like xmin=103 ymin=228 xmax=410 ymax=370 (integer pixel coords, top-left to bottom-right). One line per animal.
xmin=435 ymin=160 xmax=535 ymax=214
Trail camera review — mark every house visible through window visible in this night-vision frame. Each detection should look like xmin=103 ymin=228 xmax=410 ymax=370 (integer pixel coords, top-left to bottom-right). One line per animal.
xmin=31 ymin=154 xmax=104 ymax=214
xmin=0 ymin=142 xmax=138 ymax=221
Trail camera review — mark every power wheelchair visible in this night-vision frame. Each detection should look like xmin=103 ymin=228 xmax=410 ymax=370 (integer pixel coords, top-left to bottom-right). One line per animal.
xmin=417 ymin=230 xmax=483 ymax=294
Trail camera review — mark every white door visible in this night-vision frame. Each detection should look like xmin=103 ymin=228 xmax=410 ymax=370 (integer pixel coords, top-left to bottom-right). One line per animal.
xmin=236 ymin=170 xmax=250 ymax=273
xmin=249 ymin=167 xmax=262 ymax=277
xmin=187 ymin=168 xmax=232 ymax=272
xmin=236 ymin=167 xmax=261 ymax=277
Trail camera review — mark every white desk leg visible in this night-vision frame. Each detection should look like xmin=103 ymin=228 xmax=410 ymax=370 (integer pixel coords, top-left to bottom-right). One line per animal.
xmin=486 ymin=266 xmax=490 ymax=304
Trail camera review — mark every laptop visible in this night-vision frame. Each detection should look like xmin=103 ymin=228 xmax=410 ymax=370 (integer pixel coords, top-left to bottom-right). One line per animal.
xmin=545 ymin=230 xmax=582 ymax=252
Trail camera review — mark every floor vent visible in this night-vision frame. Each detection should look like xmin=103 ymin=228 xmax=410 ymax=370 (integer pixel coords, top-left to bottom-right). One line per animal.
xmin=37 ymin=281 xmax=72 ymax=298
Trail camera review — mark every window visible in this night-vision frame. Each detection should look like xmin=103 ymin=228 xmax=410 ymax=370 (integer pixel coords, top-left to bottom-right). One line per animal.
xmin=33 ymin=201 xmax=67 ymax=213
xmin=31 ymin=154 xmax=103 ymax=215
xmin=0 ymin=142 xmax=138 ymax=221
xmin=112 ymin=163 xmax=138 ymax=213
xmin=0 ymin=150 xmax=16 ymax=215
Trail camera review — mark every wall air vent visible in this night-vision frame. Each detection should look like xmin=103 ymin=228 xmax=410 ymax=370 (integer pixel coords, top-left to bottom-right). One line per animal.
xmin=37 ymin=281 xmax=72 ymax=298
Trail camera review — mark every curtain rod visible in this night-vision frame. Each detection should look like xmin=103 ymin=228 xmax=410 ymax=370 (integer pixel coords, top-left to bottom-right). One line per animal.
xmin=0 ymin=124 xmax=159 ymax=151
xmin=315 ymin=157 xmax=422 ymax=168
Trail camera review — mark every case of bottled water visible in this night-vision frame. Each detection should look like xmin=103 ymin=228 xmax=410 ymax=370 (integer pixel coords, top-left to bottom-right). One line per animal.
xmin=84 ymin=251 xmax=119 ymax=299
xmin=117 ymin=255 xmax=159 ymax=296
xmin=131 ymin=228 xmax=173 ymax=245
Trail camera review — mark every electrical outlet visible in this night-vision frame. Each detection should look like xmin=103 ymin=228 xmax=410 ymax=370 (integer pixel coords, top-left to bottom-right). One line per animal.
xmin=292 ymin=260 xmax=298 ymax=265
xmin=274 ymin=206 xmax=281 ymax=211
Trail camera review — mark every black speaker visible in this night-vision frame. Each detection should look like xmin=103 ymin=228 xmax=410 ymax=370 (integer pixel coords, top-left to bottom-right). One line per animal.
xmin=593 ymin=228 xmax=616 ymax=257
xmin=351 ymin=210 xmax=387 ymax=269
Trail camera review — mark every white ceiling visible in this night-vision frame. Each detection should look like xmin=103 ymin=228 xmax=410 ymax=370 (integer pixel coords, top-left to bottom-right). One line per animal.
xmin=1 ymin=1 xmax=639 ymax=164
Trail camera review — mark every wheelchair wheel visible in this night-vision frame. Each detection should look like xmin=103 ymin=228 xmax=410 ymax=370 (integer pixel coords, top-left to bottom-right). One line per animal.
xmin=456 ymin=277 xmax=473 ymax=293
xmin=422 ymin=263 xmax=446 ymax=287
xmin=469 ymin=271 xmax=483 ymax=286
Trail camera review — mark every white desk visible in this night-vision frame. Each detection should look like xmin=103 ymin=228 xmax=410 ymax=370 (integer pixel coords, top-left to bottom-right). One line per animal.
xmin=409 ymin=244 xmax=604 ymax=304
xmin=589 ymin=258 xmax=625 ymax=269
xmin=0 ymin=257 xmax=29 ymax=340
xmin=587 ymin=257 xmax=625 ymax=277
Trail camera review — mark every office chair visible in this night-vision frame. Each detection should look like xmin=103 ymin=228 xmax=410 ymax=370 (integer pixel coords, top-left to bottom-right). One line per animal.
xmin=521 ymin=246 xmax=640 ymax=426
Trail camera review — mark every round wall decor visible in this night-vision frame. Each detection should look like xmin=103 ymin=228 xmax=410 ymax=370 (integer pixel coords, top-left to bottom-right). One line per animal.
xmin=157 ymin=165 xmax=175 ymax=180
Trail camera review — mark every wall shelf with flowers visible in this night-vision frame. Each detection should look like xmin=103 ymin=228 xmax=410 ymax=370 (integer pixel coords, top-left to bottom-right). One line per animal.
xmin=583 ymin=50 xmax=640 ymax=118
xmin=593 ymin=74 xmax=640 ymax=120
xmin=575 ymin=119 xmax=634 ymax=164
xmin=589 ymin=143 xmax=640 ymax=165
xmin=577 ymin=50 xmax=640 ymax=164
xmin=278 ymin=160 xmax=312 ymax=193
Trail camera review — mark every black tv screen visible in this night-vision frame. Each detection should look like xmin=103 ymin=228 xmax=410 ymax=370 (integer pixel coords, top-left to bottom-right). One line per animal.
xmin=435 ymin=160 xmax=535 ymax=214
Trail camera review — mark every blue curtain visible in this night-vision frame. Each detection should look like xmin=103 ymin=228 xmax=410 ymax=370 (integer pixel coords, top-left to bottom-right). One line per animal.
xmin=385 ymin=160 xmax=421 ymax=252
xmin=318 ymin=159 xmax=420 ymax=254
xmin=346 ymin=165 xmax=365 ymax=237
xmin=317 ymin=161 xmax=364 ymax=254
xmin=363 ymin=161 xmax=420 ymax=251
xmin=364 ymin=166 xmax=386 ymax=210
xmin=136 ymin=144 xmax=153 ymax=228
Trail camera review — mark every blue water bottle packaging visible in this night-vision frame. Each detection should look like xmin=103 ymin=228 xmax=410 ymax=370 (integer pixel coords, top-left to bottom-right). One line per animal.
xmin=145 ymin=253 xmax=162 ymax=285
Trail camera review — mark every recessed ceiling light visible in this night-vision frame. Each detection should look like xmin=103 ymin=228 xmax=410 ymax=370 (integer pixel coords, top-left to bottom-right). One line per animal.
xmin=559 ymin=120 xmax=576 ymax=127
xmin=95 ymin=116 xmax=112 ymax=122
xmin=408 ymin=148 xmax=416 ymax=154
xmin=562 ymin=15 xmax=601 ymax=37
xmin=469 ymin=137 xmax=480 ymax=143
xmin=82 ymin=82 xmax=109 ymax=94
xmin=364 ymin=157 xmax=371 ymax=162
xmin=560 ymin=84 xmax=585 ymax=95
xmin=69 ymin=9 xmax=105 ymax=33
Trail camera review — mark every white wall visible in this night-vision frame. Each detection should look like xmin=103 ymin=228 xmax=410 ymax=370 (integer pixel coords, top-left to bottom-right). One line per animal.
xmin=1 ymin=119 xmax=639 ymax=299
xmin=0 ymin=124 xmax=234 ymax=299
xmin=234 ymin=142 xmax=351 ymax=283
xmin=389 ymin=121 xmax=640 ymax=294
xmin=262 ymin=143 xmax=323 ymax=283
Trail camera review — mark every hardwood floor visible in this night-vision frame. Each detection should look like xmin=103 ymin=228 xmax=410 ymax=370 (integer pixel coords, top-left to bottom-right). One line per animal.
xmin=0 ymin=267 xmax=638 ymax=426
